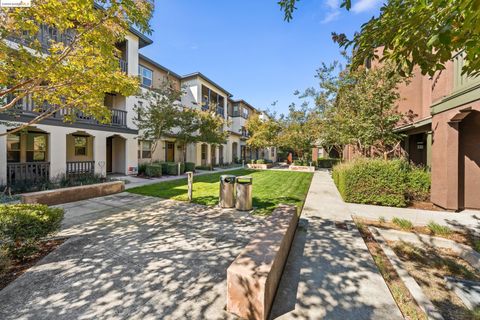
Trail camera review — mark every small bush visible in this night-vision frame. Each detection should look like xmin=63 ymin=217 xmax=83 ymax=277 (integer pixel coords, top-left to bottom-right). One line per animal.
xmin=145 ymin=164 xmax=163 ymax=177
xmin=392 ymin=217 xmax=413 ymax=230
xmin=406 ymin=166 xmax=431 ymax=201
xmin=317 ymin=158 xmax=341 ymax=168
xmin=427 ymin=221 xmax=452 ymax=236
xmin=166 ymin=162 xmax=185 ymax=175
xmin=256 ymin=159 xmax=266 ymax=164
xmin=333 ymin=159 xmax=408 ymax=207
xmin=378 ymin=216 xmax=386 ymax=224
xmin=138 ymin=163 xmax=147 ymax=175
xmin=195 ymin=165 xmax=214 ymax=171
xmin=59 ymin=173 xmax=106 ymax=188
xmin=293 ymin=159 xmax=307 ymax=166
xmin=0 ymin=204 xmax=64 ymax=259
xmin=184 ymin=162 xmax=195 ymax=172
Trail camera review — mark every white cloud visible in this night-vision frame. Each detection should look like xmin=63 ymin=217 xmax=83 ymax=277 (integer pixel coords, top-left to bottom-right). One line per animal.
xmin=321 ymin=0 xmax=341 ymax=24
xmin=351 ymin=0 xmax=382 ymax=13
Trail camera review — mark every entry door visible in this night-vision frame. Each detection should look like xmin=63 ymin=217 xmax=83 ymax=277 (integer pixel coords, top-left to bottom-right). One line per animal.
xmin=106 ymin=137 xmax=112 ymax=173
xmin=166 ymin=142 xmax=175 ymax=162
xmin=201 ymin=144 xmax=207 ymax=166
xmin=460 ymin=112 xmax=480 ymax=209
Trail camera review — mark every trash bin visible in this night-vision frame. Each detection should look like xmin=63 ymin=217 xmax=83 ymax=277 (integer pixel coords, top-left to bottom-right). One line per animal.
xmin=219 ymin=175 xmax=236 ymax=208
xmin=235 ymin=176 xmax=253 ymax=211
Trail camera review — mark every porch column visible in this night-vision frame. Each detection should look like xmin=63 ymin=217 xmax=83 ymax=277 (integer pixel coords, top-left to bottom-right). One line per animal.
xmin=49 ymin=132 xmax=66 ymax=179
xmin=0 ymin=126 xmax=7 ymax=186
xmin=426 ymin=131 xmax=433 ymax=168
xmin=95 ymin=135 xmax=107 ymax=176
xmin=445 ymin=122 xmax=459 ymax=210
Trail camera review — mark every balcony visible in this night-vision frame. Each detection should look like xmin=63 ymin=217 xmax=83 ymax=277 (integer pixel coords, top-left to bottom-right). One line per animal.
xmin=453 ymin=51 xmax=480 ymax=92
xmin=7 ymin=95 xmax=128 ymax=127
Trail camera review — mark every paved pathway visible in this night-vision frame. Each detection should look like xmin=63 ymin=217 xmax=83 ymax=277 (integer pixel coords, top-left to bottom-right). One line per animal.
xmin=0 ymin=193 xmax=261 ymax=320
xmin=348 ymin=203 xmax=479 ymax=235
xmin=270 ymin=171 xmax=403 ymax=319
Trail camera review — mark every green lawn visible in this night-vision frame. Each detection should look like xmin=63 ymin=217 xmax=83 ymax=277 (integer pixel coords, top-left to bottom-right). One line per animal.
xmin=127 ymin=169 xmax=313 ymax=215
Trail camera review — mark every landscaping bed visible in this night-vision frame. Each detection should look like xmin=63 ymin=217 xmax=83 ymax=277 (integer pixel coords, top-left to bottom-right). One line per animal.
xmin=127 ymin=169 xmax=313 ymax=216
xmin=355 ymin=217 xmax=480 ymax=320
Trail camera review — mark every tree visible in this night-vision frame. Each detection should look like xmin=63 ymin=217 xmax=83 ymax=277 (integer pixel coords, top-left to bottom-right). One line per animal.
xmin=279 ymin=0 xmax=480 ymax=77
xmin=322 ymin=64 xmax=409 ymax=158
xmin=277 ymin=103 xmax=321 ymax=161
xmin=245 ymin=113 xmax=281 ymax=150
xmin=134 ymin=80 xmax=181 ymax=163
xmin=174 ymin=107 xmax=202 ymax=163
xmin=0 ymin=0 xmax=153 ymax=135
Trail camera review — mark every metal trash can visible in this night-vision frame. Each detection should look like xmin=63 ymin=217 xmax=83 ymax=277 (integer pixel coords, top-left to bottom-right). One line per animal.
xmin=235 ymin=176 xmax=253 ymax=211
xmin=219 ymin=175 xmax=236 ymax=208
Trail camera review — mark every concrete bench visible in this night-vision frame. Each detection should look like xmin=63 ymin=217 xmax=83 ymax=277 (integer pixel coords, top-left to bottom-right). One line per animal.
xmin=227 ymin=204 xmax=298 ymax=320
xmin=21 ymin=181 xmax=124 ymax=206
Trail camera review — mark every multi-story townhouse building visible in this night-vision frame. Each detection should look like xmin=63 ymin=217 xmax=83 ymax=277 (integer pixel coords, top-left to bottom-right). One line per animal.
xmin=355 ymin=51 xmax=480 ymax=211
xmin=227 ymin=99 xmax=277 ymax=163
xmin=0 ymin=28 xmax=153 ymax=187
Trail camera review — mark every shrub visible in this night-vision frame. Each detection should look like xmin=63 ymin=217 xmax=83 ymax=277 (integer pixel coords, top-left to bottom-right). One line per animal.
xmin=427 ymin=221 xmax=452 ymax=236
xmin=392 ymin=217 xmax=413 ymax=230
xmin=378 ymin=216 xmax=386 ymax=224
xmin=293 ymin=159 xmax=307 ymax=166
xmin=166 ymin=162 xmax=185 ymax=175
xmin=333 ymin=159 xmax=408 ymax=207
xmin=58 ymin=173 xmax=106 ymax=188
xmin=317 ymin=158 xmax=341 ymax=168
xmin=406 ymin=166 xmax=431 ymax=201
xmin=256 ymin=159 xmax=266 ymax=164
xmin=138 ymin=163 xmax=147 ymax=175
xmin=184 ymin=162 xmax=195 ymax=173
xmin=0 ymin=247 xmax=10 ymax=276
xmin=145 ymin=164 xmax=163 ymax=177
xmin=195 ymin=165 xmax=214 ymax=171
xmin=0 ymin=204 xmax=64 ymax=259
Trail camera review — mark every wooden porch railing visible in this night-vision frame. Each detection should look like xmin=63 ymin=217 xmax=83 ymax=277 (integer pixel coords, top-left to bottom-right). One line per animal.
xmin=6 ymin=162 xmax=50 ymax=186
xmin=66 ymin=161 xmax=95 ymax=177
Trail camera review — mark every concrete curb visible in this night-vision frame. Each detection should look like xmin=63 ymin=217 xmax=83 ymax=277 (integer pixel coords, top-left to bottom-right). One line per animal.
xmin=373 ymin=227 xmax=480 ymax=272
xmin=369 ymin=227 xmax=444 ymax=320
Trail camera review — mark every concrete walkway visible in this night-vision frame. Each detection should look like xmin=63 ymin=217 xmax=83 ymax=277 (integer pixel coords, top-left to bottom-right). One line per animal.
xmin=348 ymin=203 xmax=479 ymax=235
xmin=270 ymin=171 xmax=403 ymax=319
xmin=0 ymin=193 xmax=261 ymax=320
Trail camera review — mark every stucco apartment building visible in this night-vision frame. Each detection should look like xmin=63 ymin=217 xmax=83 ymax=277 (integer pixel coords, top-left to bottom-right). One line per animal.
xmin=387 ymin=52 xmax=480 ymax=211
xmin=1 ymin=27 xmax=276 ymax=188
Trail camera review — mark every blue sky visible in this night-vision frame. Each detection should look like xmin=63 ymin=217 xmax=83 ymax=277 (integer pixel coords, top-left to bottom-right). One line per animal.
xmin=140 ymin=0 xmax=382 ymax=115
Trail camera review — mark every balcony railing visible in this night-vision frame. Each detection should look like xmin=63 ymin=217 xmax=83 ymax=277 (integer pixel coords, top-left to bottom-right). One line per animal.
xmin=6 ymin=95 xmax=127 ymax=127
xmin=66 ymin=161 xmax=95 ymax=177
xmin=119 ymin=59 xmax=128 ymax=73
xmin=7 ymin=24 xmax=74 ymax=53
xmin=7 ymin=162 xmax=50 ymax=186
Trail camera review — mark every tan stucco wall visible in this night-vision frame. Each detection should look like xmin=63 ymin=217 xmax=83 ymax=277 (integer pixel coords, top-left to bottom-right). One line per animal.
xmin=66 ymin=133 xmax=94 ymax=162
xmin=138 ymin=57 xmax=181 ymax=91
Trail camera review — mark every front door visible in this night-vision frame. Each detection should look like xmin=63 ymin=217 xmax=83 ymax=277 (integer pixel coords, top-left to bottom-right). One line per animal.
xmin=106 ymin=137 xmax=112 ymax=173
xmin=166 ymin=142 xmax=175 ymax=162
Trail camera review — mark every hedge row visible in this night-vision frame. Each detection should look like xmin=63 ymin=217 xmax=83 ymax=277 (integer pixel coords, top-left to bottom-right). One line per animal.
xmin=139 ymin=162 xmax=196 ymax=177
xmin=0 ymin=204 xmax=64 ymax=262
xmin=332 ymin=158 xmax=430 ymax=207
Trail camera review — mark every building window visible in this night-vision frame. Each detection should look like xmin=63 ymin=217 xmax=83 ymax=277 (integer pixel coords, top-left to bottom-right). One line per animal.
xmin=142 ymin=140 xmax=152 ymax=158
xmin=7 ymin=133 xmax=21 ymax=162
xmin=74 ymin=136 xmax=88 ymax=156
xmin=26 ymin=133 xmax=47 ymax=161
xmin=242 ymin=107 xmax=249 ymax=119
xmin=139 ymin=64 xmax=153 ymax=87
xmin=271 ymin=147 xmax=275 ymax=157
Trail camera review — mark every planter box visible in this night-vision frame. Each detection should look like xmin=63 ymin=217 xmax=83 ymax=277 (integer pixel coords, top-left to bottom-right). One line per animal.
xmin=227 ymin=205 xmax=298 ymax=320
xmin=247 ymin=163 xmax=273 ymax=170
xmin=288 ymin=165 xmax=315 ymax=172
xmin=21 ymin=181 xmax=124 ymax=206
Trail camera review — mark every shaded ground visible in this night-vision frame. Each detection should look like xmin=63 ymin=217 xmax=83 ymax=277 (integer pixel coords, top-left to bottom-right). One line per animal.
xmin=127 ymin=169 xmax=313 ymax=216
xmin=0 ymin=193 xmax=261 ymax=320
xmin=270 ymin=171 xmax=403 ymax=319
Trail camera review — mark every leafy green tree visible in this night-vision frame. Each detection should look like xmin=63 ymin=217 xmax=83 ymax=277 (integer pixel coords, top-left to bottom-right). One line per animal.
xmin=279 ymin=0 xmax=480 ymax=77
xmin=277 ymin=103 xmax=321 ymax=161
xmin=134 ymin=80 xmax=181 ymax=163
xmin=245 ymin=113 xmax=281 ymax=150
xmin=173 ymin=107 xmax=202 ymax=163
xmin=0 ymin=0 xmax=153 ymax=135
xmin=322 ymin=64 xmax=408 ymax=158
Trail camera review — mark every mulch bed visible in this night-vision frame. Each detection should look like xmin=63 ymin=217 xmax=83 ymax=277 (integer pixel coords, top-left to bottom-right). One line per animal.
xmin=0 ymin=238 xmax=66 ymax=291
xmin=408 ymin=201 xmax=447 ymax=211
